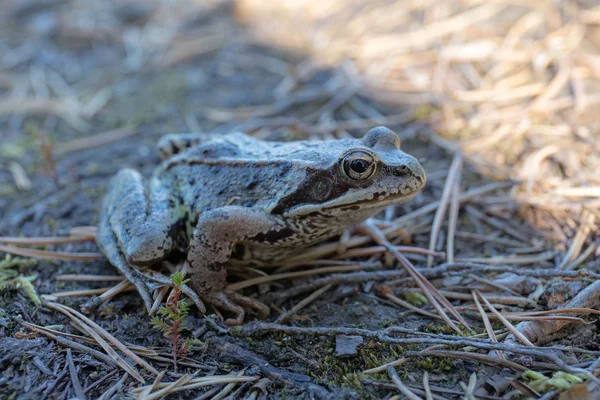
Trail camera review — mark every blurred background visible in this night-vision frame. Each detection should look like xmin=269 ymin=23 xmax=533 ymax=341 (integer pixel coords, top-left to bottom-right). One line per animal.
xmin=0 ymin=0 xmax=598 ymax=239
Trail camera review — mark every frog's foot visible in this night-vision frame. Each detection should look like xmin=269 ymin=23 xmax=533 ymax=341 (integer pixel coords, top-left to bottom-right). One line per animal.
xmin=202 ymin=291 xmax=270 ymax=326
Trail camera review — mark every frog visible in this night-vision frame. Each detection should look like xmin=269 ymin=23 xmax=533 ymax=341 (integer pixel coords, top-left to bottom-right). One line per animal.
xmin=96 ymin=126 xmax=426 ymax=325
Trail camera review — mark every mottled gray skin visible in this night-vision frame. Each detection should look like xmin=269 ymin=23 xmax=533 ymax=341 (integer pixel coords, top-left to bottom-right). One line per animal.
xmin=96 ymin=127 xmax=426 ymax=324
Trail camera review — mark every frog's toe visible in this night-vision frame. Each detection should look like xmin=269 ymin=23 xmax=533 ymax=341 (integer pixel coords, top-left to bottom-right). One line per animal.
xmin=226 ymin=291 xmax=270 ymax=320
xmin=201 ymin=290 xmax=270 ymax=325
xmin=202 ymin=291 xmax=245 ymax=326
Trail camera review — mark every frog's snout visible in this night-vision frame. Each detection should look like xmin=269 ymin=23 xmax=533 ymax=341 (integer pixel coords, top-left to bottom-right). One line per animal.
xmin=407 ymin=157 xmax=427 ymax=190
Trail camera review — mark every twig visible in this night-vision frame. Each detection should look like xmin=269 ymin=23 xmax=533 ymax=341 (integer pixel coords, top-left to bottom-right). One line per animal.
xmin=387 ymin=365 xmax=423 ymax=400
xmin=428 ymin=153 xmax=462 ymax=267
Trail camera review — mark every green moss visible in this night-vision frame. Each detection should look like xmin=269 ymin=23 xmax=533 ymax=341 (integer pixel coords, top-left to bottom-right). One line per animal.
xmin=0 ymin=255 xmax=40 ymax=305
xmin=401 ymin=291 xmax=428 ymax=306
xmin=420 ymin=322 xmax=459 ymax=335
xmin=523 ymin=370 xmax=586 ymax=393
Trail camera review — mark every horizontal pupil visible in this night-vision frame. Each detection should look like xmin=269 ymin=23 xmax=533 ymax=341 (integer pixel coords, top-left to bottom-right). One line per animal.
xmin=350 ymin=159 xmax=369 ymax=173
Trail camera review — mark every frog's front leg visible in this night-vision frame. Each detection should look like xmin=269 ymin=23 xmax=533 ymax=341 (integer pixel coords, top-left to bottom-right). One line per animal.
xmin=96 ymin=168 xmax=194 ymax=312
xmin=187 ymin=206 xmax=282 ymax=325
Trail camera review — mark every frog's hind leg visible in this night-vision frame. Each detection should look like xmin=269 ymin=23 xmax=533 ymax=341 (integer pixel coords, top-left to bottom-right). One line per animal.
xmin=95 ymin=168 xmax=180 ymax=312
xmin=96 ymin=203 xmax=159 ymax=312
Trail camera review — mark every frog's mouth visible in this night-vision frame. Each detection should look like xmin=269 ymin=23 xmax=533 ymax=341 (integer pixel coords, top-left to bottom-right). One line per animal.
xmin=347 ymin=191 xmax=419 ymax=210
xmin=289 ymin=191 xmax=418 ymax=217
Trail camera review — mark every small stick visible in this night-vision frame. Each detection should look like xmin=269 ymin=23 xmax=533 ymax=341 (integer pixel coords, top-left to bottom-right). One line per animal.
xmin=387 ymin=366 xmax=423 ymax=400
xmin=428 ymin=154 xmax=462 ymax=267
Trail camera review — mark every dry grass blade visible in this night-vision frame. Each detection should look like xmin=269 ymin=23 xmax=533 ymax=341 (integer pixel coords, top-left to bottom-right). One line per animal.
xmin=446 ymin=160 xmax=462 ymax=263
xmin=387 ymin=365 xmax=423 ymax=400
xmin=15 ymin=316 xmax=117 ymax=367
xmin=504 ymin=308 xmax=600 ymax=317
xmin=98 ymin=374 xmax=127 ymax=400
xmin=47 ymin=287 xmax=119 ymax=298
xmin=364 ymin=220 xmax=470 ymax=333
xmin=363 ymin=357 xmax=407 ymax=375
xmin=377 ymin=285 xmax=444 ymax=321
xmin=0 ymin=244 xmax=102 ymax=261
xmin=132 ymin=375 xmax=258 ymax=398
xmin=55 ymin=274 xmax=124 ymax=282
xmin=210 ymin=369 xmax=247 ymax=400
xmin=69 ymin=226 xmax=98 ymax=237
xmin=471 ymin=291 xmax=503 ymax=360
xmin=559 ymin=211 xmax=596 ymax=269
xmin=0 ymin=98 xmax=88 ymax=131
xmin=460 ymin=372 xmax=477 ymax=400
xmin=66 ymin=349 xmax=86 ymax=400
xmin=393 ymin=181 xmax=516 ymax=228
xmin=94 ymin=280 xmax=135 ymax=303
xmin=137 ymin=371 xmax=166 ymax=399
xmin=138 ymin=374 xmax=195 ymax=400
xmin=58 ymin=310 xmax=146 ymax=383
xmin=507 ymin=379 xmax=541 ymax=399
xmin=334 ymin=245 xmax=443 ymax=259
xmin=476 ymin=291 xmax=534 ymax=346
xmin=428 ymin=153 xmax=463 ymax=267
xmin=45 ymin=302 xmax=159 ymax=376
xmin=55 ymin=126 xmax=139 ymax=156
xmin=423 ymin=372 xmax=433 ymax=400
xmin=275 ymin=284 xmax=332 ymax=323
xmin=227 ymin=264 xmax=369 ymax=291
xmin=0 ymin=235 xmax=95 ymax=245
xmin=419 ymin=350 xmax=527 ymax=372
xmin=496 ymin=315 xmax=584 ymax=323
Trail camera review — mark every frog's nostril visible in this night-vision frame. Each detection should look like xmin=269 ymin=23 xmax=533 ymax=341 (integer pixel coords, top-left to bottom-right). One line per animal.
xmin=392 ymin=165 xmax=409 ymax=176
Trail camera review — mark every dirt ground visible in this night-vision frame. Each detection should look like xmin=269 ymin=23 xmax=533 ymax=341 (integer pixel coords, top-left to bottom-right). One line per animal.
xmin=1 ymin=1 xmax=599 ymax=399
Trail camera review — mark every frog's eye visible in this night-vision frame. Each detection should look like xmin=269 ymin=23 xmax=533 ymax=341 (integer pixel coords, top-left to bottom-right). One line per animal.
xmin=341 ymin=151 xmax=377 ymax=180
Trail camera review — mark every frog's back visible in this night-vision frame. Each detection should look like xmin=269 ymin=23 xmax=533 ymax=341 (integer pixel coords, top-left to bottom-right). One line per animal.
xmin=156 ymin=133 xmax=310 ymax=219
